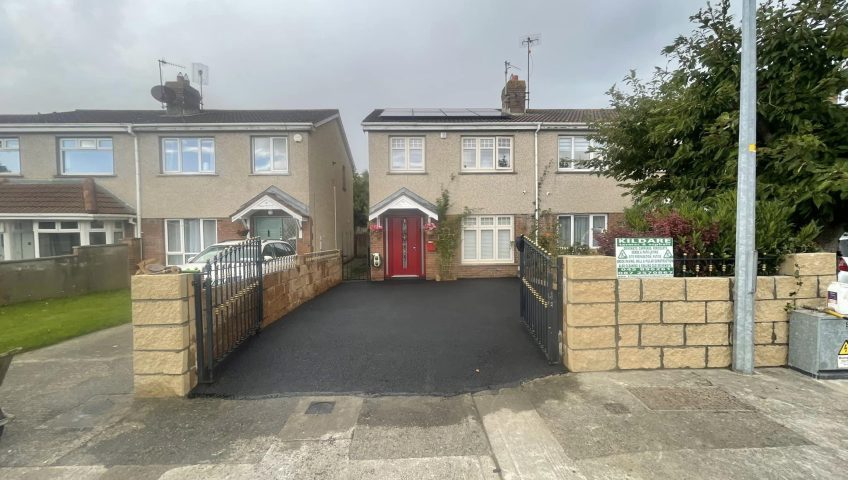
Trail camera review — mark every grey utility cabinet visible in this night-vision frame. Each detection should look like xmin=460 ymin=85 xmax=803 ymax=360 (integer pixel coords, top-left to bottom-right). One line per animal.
xmin=788 ymin=310 xmax=848 ymax=379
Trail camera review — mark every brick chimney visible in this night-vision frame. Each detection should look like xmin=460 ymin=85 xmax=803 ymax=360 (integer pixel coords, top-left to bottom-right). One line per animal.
xmin=501 ymin=74 xmax=526 ymax=114
xmin=164 ymin=73 xmax=202 ymax=115
xmin=82 ymin=178 xmax=98 ymax=213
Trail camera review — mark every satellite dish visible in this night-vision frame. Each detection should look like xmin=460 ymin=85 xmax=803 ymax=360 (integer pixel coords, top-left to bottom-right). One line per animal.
xmin=151 ymin=85 xmax=176 ymax=104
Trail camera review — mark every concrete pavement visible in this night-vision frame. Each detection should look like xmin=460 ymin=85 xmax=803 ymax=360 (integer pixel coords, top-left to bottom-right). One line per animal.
xmin=2 ymin=324 xmax=848 ymax=478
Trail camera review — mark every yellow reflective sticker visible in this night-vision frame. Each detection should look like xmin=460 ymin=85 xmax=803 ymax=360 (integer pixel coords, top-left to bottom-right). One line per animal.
xmin=748 ymin=144 xmax=757 ymax=152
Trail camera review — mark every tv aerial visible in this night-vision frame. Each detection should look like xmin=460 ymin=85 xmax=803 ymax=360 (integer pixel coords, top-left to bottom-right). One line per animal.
xmin=154 ymin=59 xmax=186 ymax=109
xmin=504 ymin=60 xmax=521 ymax=85
xmin=519 ymin=34 xmax=541 ymax=108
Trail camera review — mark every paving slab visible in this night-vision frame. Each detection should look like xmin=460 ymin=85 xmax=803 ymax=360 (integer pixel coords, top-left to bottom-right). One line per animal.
xmin=575 ymin=445 xmax=848 ymax=479
xmin=54 ymin=397 xmax=296 ymax=466
xmin=279 ymin=396 xmax=363 ymax=441
xmin=474 ymin=388 xmax=584 ymax=480
xmin=259 ymin=439 xmax=351 ymax=480
xmin=346 ymin=455 xmax=501 ymax=480
xmin=349 ymin=395 xmax=490 ymax=460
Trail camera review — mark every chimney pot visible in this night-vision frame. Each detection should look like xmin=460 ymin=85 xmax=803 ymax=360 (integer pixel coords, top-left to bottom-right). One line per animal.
xmin=164 ymin=75 xmax=201 ymax=115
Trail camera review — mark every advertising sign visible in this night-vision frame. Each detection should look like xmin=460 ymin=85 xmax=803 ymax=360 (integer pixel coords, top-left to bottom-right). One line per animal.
xmin=615 ymin=238 xmax=674 ymax=278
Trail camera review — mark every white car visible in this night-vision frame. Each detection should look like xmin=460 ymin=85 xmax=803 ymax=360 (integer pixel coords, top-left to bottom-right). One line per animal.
xmin=838 ymin=232 xmax=848 ymax=284
xmin=178 ymin=239 xmax=296 ymax=274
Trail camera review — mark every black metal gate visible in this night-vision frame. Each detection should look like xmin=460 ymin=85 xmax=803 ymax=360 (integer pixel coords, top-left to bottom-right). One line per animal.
xmin=518 ymin=235 xmax=563 ymax=364
xmin=193 ymin=237 xmax=263 ymax=383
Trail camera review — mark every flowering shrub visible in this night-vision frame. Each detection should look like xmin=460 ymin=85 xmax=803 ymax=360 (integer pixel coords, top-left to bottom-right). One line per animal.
xmin=423 ymin=222 xmax=437 ymax=232
xmin=368 ymin=223 xmax=384 ymax=232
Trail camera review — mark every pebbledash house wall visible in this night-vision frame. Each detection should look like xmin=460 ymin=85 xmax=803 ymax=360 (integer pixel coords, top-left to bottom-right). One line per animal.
xmin=367 ymin=129 xmax=630 ymax=280
xmin=131 ymin=251 xmax=342 ymax=397
xmin=560 ymin=252 xmax=837 ymax=372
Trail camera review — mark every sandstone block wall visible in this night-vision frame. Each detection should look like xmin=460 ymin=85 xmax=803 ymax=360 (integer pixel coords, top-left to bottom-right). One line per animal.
xmin=562 ymin=253 xmax=835 ymax=372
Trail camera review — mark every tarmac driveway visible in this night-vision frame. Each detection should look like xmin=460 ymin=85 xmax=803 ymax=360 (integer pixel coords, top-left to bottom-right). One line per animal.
xmin=192 ymin=278 xmax=564 ymax=397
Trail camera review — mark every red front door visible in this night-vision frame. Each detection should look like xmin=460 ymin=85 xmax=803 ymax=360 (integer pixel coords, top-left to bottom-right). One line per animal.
xmin=386 ymin=216 xmax=423 ymax=278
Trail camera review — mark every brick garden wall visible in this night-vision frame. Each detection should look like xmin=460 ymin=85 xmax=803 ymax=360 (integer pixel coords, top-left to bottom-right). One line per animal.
xmin=562 ymin=253 xmax=836 ymax=372
xmin=262 ymin=250 xmax=342 ymax=327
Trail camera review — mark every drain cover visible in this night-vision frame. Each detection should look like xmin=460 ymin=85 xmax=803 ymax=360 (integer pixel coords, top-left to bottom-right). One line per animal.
xmin=628 ymin=387 xmax=754 ymax=411
xmin=305 ymin=401 xmax=336 ymax=415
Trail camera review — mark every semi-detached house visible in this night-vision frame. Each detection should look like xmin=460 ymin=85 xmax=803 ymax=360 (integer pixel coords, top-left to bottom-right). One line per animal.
xmin=362 ymin=75 xmax=631 ymax=280
xmin=0 ymin=75 xmax=354 ymax=265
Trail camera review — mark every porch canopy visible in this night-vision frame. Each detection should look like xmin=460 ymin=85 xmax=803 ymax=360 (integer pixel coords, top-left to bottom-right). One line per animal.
xmin=230 ymin=186 xmax=310 ymax=224
xmin=369 ymin=187 xmax=438 ymax=221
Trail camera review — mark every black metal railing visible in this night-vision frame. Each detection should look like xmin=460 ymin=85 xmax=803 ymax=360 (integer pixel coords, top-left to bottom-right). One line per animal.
xmin=519 ymin=235 xmax=562 ymax=364
xmin=672 ymin=253 xmax=781 ymax=277
xmin=343 ymin=257 xmax=370 ymax=281
xmin=193 ymin=237 xmax=263 ymax=383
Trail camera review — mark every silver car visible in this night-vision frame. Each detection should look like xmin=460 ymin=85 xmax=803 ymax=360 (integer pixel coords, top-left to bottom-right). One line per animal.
xmin=178 ymin=240 xmax=296 ymax=275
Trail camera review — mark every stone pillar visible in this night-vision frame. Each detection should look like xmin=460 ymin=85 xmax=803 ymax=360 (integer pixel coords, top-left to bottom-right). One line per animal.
xmin=562 ymin=256 xmax=618 ymax=372
xmin=131 ymin=274 xmax=197 ymax=397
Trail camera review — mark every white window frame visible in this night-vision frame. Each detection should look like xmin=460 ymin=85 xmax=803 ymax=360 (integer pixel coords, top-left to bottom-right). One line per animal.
xmin=252 ymin=136 xmax=289 ymax=174
xmin=558 ymin=214 xmax=608 ymax=248
xmin=59 ymin=137 xmax=114 ymax=175
xmin=164 ymin=218 xmax=217 ymax=265
xmin=557 ymin=136 xmax=596 ymax=172
xmin=461 ymin=215 xmax=514 ymax=264
xmin=0 ymin=138 xmax=20 ymax=175
xmin=389 ymin=136 xmax=425 ymax=172
xmin=461 ymin=136 xmax=512 ymax=172
xmin=161 ymin=137 xmax=216 ymax=174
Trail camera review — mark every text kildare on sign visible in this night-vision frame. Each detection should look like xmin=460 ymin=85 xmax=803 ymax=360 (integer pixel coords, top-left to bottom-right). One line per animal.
xmin=615 ymin=238 xmax=674 ymax=278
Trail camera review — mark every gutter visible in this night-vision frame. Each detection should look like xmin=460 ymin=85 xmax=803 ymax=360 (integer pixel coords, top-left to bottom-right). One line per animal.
xmin=534 ymin=122 xmax=541 ymax=242
xmin=126 ymin=124 xmax=143 ymax=258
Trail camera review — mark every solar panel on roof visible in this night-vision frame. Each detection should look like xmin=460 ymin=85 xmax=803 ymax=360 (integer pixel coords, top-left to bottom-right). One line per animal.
xmin=441 ymin=109 xmax=474 ymax=117
xmin=411 ymin=109 xmax=445 ymax=117
xmin=468 ymin=108 xmax=505 ymax=117
xmin=380 ymin=109 xmax=413 ymax=117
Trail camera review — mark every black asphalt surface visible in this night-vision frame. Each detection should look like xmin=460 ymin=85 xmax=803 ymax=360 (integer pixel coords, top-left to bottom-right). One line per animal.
xmin=192 ymin=278 xmax=564 ymax=397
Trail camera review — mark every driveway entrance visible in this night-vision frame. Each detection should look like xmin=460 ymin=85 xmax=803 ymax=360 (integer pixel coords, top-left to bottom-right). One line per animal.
xmin=192 ymin=278 xmax=563 ymax=397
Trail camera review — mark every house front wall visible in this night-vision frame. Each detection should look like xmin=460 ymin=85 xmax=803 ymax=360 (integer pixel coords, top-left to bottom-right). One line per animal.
xmin=368 ymin=129 xmax=631 ymax=216
xmin=4 ymin=132 xmax=138 ymax=208
xmin=307 ymin=119 xmax=354 ymax=258
xmin=136 ymin=130 xmax=311 ymax=219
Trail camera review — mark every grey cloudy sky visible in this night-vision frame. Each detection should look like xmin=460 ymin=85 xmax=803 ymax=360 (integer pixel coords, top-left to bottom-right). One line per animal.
xmin=0 ymin=0 xmax=738 ymax=171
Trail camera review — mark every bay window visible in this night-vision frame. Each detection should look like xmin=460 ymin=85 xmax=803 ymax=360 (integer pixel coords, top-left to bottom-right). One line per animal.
xmin=462 ymin=136 xmax=512 ymax=171
xmin=162 ymin=138 xmax=215 ymax=174
xmin=165 ymin=219 xmax=217 ymax=265
xmin=558 ymin=214 xmax=607 ymax=248
xmin=462 ymin=215 xmax=514 ymax=263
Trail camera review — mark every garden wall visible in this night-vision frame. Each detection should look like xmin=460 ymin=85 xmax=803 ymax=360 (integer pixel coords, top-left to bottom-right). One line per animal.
xmin=131 ymin=251 xmax=342 ymax=397
xmin=562 ymin=253 xmax=836 ymax=372
xmin=0 ymin=244 xmax=131 ymax=306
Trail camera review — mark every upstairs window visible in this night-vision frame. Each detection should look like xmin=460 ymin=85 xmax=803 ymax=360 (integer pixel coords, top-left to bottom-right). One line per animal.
xmin=462 ymin=136 xmax=512 ymax=171
xmin=162 ymin=138 xmax=215 ymax=174
xmin=253 ymin=136 xmax=288 ymax=173
xmin=0 ymin=138 xmax=20 ymax=174
xmin=558 ymin=136 xmax=594 ymax=171
xmin=60 ymin=138 xmax=113 ymax=175
xmin=390 ymin=137 xmax=424 ymax=171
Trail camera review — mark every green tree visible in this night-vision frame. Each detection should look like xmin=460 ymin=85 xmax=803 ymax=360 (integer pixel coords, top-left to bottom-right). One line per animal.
xmin=353 ymin=170 xmax=369 ymax=229
xmin=589 ymin=0 xmax=848 ymax=233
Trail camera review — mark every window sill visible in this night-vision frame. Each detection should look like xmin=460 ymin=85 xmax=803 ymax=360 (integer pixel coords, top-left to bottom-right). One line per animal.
xmin=460 ymin=260 xmax=516 ymax=265
xmin=556 ymin=169 xmax=597 ymax=174
xmin=386 ymin=171 xmax=427 ymax=175
xmin=157 ymin=173 xmax=218 ymax=177
xmin=56 ymin=174 xmax=116 ymax=178
xmin=458 ymin=171 xmax=516 ymax=175
xmin=249 ymin=172 xmax=291 ymax=176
